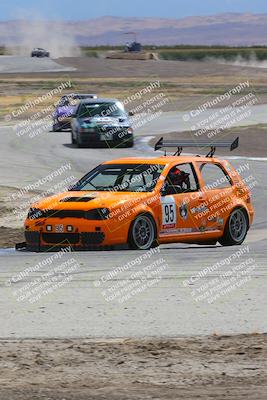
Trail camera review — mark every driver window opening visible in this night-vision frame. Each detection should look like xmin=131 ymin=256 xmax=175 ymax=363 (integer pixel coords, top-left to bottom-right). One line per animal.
xmin=164 ymin=163 xmax=199 ymax=195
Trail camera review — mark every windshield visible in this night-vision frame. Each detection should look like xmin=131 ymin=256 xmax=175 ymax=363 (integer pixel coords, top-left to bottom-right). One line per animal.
xmin=58 ymin=95 xmax=93 ymax=107
xmin=59 ymin=97 xmax=78 ymax=107
xmin=70 ymin=164 xmax=165 ymax=192
xmin=77 ymin=102 xmax=126 ymax=119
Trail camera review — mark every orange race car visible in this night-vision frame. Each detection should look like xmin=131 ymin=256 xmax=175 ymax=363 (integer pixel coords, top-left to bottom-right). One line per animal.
xmin=18 ymin=137 xmax=254 ymax=251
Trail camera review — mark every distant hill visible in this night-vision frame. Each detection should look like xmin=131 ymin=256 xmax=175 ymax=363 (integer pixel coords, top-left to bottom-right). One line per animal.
xmin=1 ymin=13 xmax=267 ymax=48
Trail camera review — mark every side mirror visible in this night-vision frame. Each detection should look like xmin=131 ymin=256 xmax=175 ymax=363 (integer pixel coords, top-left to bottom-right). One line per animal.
xmin=128 ymin=111 xmax=134 ymax=116
xmin=68 ymin=184 xmax=76 ymax=191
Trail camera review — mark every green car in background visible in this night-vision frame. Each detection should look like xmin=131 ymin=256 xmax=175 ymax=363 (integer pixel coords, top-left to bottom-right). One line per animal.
xmin=71 ymin=98 xmax=134 ymax=148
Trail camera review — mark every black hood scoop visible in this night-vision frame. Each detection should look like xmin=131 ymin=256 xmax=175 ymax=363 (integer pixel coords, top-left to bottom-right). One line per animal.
xmin=60 ymin=196 xmax=95 ymax=203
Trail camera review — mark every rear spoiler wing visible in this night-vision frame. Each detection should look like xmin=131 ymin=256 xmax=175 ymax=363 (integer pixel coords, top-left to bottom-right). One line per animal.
xmin=154 ymin=137 xmax=239 ymax=157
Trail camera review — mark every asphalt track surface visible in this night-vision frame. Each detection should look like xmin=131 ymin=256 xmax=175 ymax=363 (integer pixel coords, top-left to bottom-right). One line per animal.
xmin=0 ymin=110 xmax=266 ymax=339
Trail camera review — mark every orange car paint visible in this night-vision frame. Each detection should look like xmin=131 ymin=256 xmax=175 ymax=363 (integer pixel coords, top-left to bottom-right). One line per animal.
xmin=24 ymin=155 xmax=254 ymax=249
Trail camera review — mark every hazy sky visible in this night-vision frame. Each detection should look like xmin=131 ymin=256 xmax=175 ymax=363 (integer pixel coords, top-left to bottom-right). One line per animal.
xmin=1 ymin=0 xmax=267 ymax=20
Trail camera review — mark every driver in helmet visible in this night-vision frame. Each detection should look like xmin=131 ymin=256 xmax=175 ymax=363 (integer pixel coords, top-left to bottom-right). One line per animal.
xmin=167 ymin=166 xmax=191 ymax=192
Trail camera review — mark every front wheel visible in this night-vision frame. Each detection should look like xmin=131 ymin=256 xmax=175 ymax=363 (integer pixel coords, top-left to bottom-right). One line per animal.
xmin=52 ymin=123 xmax=61 ymax=132
xmin=71 ymin=130 xmax=76 ymax=144
xmin=76 ymin=134 xmax=84 ymax=148
xmin=122 ymin=138 xmax=134 ymax=148
xmin=219 ymin=208 xmax=248 ymax=246
xmin=128 ymin=214 xmax=158 ymax=250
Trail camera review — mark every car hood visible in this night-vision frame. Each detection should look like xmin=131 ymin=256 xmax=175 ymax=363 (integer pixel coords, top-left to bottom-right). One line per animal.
xmin=30 ymin=191 xmax=154 ymax=212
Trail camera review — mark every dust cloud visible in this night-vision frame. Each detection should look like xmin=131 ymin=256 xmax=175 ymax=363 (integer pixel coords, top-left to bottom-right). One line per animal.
xmin=207 ymin=53 xmax=267 ymax=69
xmin=7 ymin=19 xmax=81 ymax=58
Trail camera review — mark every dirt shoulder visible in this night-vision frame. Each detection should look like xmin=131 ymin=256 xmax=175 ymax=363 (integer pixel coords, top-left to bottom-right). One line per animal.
xmin=0 ymin=185 xmax=39 ymax=248
xmin=149 ymin=124 xmax=267 ymax=158
xmin=0 ymin=334 xmax=266 ymax=400
xmin=0 ymin=227 xmax=24 ymax=248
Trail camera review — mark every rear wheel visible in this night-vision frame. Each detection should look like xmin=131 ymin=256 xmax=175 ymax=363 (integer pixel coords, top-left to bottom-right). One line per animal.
xmin=128 ymin=214 xmax=158 ymax=250
xmin=219 ymin=208 xmax=248 ymax=246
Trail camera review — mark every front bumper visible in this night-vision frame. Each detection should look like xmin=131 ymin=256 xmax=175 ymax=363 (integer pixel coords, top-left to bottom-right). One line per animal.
xmin=78 ymin=127 xmax=133 ymax=145
xmin=21 ymin=214 xmax=129 ymax=251
xmin=23 ymin=230 xmax=109 ymax=251
xmin=54 ymin=118 xmax=72 ymax=130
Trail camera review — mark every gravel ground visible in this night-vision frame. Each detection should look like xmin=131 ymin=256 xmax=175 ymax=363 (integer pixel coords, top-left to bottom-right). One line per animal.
xmin=0 ymin=334 xmax=266 ymax=400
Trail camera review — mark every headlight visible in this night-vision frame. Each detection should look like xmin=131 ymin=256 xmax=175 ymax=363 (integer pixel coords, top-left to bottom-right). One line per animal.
xmin=127 ymin=127 xmax=133 ymax=134
xmin=84 ymin=208 xmax=110 ymax=220
xmin=27 ymin=207 xmax=44 ymax=220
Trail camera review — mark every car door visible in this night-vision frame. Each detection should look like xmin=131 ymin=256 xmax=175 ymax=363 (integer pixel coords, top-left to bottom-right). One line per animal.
xmin=159 ymin=162 xmax=210 ymax=240
xmin=195 ymin=161 xmax=235 ymax=233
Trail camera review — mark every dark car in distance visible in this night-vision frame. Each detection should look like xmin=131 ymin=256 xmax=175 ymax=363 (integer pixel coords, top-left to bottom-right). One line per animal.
xmin=71 ymin=98 xmax=134 ymax=148
xmin=31 ymin=48 xmax=50 ymax=57
xmin=52 ymin=93 xmax=98 ymax=132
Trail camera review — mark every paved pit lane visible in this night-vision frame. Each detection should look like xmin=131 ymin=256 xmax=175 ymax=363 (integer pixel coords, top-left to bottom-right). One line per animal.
xmin=0 ymin=56 xmax=75 ymax=73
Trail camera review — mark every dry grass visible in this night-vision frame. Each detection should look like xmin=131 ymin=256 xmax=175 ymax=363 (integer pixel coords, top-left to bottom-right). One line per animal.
xmin=1 ymin=57 xmax=267 ymax=116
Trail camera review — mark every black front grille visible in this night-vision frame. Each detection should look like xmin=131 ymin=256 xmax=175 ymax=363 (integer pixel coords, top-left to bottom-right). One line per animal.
xmin=41 ymin=232 xmax=105 ymax=245
xmin=81 ymin=232 xmax=105 ymax=245
xmin=25 ymin=231 xmax=40 ymax=243
xmin=100 ymin=126 xmax=127 ymax=133
xmin=42 ymin=233 xmax=80 ymax=244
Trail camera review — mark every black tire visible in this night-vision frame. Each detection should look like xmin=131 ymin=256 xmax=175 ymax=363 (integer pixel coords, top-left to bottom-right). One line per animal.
xmin=119 ymin=138 xmax=134 ymax=148
xmin=128 ymin=213 xmax=158 ymax=250
xmin=218 ymin=208 xmax=249 ymax=246
xmin=124 ymin=138 xmax=134 ymax=148
xmin=52 ymin=123 xmax=61 ymax=132
xmin=76 ymin=134 xmax=84 ymax=148
xmin=71 ymin=130 xmax=77 ymax=144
